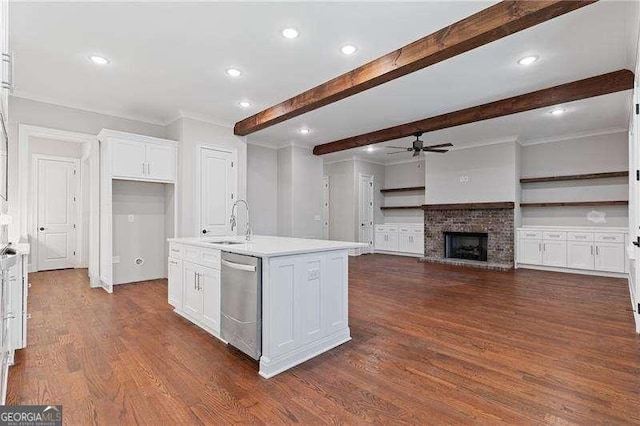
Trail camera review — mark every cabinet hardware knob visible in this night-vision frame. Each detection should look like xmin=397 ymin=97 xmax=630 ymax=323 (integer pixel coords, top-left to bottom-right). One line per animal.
xmin=202 ymin=229 xmax=208 ymax=234
xmin=39 ymin=227 xmax=45 ymax=231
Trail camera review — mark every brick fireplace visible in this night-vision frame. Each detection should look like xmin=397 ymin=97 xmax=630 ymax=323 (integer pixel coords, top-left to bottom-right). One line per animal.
xmin=421 ymin=202 xmax=515 ymax=270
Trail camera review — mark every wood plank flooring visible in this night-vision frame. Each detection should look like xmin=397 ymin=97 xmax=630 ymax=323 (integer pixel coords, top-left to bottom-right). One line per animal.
xmin=7 ymin=255 xmax=640 ymax=424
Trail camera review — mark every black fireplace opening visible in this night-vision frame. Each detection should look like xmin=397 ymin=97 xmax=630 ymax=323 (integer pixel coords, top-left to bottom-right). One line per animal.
xmin=444 ymin=232 xmax=488 ymax=262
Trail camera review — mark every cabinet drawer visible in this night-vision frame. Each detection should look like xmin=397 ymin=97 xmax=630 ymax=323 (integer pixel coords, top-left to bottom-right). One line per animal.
xmin=595 ymin=233 xmax=624 ymax=244
xmin=410 ymin=228 xmax=423 ymax=235
xmin=567 ymin=232 xmax=593 ymax=242
xmin=386 ymin=227 xmax=398 ymax=233
xmin=182 ymin=245 xmax=221 ymax=269
xmin=543 ymin=231 xmax=566 ymax=241
xmin=169 ymin=243 xmax=183 ymax=259
xmin=398 ymin=227 xmax=410 ymax=233
xmin=375 ymin=226 xmax=386 ymax=232
xmin=520 ymin=230 xmax=542 ymax=240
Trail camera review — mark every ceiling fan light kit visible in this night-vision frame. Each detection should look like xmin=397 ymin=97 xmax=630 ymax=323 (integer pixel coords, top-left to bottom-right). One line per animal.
xmin=386 ymin=131 xmax=452 ymax=156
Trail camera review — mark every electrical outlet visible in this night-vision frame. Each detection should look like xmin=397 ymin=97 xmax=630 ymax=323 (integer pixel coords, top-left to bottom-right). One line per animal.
xmin=459 ymin=175 xmax=470 ymax=183
xmin=308 ymin=269 xmax=320 ymax=280
xmin=314 ymin=215 xmax=321 ymax=221
xmin=112 ymin=256 xmax=120 ymax=264
xmin=128 ymin=214 xmax=135 ymax=223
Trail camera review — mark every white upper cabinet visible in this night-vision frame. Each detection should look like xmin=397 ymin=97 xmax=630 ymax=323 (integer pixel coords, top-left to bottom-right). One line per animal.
xmin=111 ymin=138 xmax=146 ymax=179
xmin=145 ymin=143 xmax=176 ymax=181
xmin=99 ymin=130 xmax=178 ymax=183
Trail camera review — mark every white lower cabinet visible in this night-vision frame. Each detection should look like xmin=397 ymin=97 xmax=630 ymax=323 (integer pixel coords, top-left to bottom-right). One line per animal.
xmin=168 ymin=244 xmax=221 ymax=336
xmin=542 ymin=240 xmax=567 ymax=267
xmin=594 ymin=242 xmax=625 ymax=273
xmin=375 ymin=224 xmax=422 ymax=255
xmin=517 ymin=228 xmax=627 ymax=275
xmin=167 ymin=258 xmax=182 ymax=308
xmin=519 ymin=239 xmax=543 ymax=265
xmin=567 ymin=241 xmax=594 ymax=270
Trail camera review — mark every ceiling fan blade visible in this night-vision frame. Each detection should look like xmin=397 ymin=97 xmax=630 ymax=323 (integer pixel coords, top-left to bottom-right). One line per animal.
xmin=423 ymin=148 xmax=449 ymax=153
xmin=387 ymin=151 xmax=408 ymax=155
xmin=385 ymin=146 xmax=411 ymax=150
xmin=425 ymin=143 xmax=453 ymax=149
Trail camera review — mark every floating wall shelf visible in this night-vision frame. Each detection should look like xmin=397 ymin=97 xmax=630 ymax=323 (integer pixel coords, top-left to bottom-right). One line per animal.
xmin=520 ymin=171 xmax=628 ymax=184
xmin=520 ymin=201 xmax=628 ymax=208
xmin=380 ymin=186 xmax=426 ymax=194
xmin=380 ymin=205 xmax=423 ymax=211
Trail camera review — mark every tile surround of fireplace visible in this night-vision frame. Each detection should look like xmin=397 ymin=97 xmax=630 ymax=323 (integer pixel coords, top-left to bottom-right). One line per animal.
xmin=421 ymin=202 xmax=514 ymax=270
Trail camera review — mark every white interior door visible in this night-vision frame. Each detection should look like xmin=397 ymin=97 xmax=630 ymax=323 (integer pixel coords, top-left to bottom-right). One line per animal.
xmin=36 ymin=156 xmax=78 ymax=271
xmin=322 ymin=176 xmax=330 ymax=240
xmin=197 ymin=146 xmax=237 ymax=237
xmin=358 ymin=174 xmax=374 ymax=254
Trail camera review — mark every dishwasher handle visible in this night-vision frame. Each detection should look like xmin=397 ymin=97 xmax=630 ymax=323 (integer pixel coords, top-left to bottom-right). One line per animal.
xmin=221 ymin=259 xmax=257 ymax=272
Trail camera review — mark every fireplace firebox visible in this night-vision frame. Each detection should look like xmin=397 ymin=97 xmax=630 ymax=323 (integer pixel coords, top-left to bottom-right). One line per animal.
xmin=444 ymin=232 xmax=488 ymax=262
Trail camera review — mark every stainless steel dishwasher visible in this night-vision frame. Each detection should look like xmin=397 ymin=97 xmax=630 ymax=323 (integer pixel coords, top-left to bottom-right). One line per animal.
xmin=220 ymin=252 xmax=262 ymax=360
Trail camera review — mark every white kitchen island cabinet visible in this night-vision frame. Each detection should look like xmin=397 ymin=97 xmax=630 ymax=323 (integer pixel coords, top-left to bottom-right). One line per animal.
xmin=167 ymin=235 xmax=366 ymax=378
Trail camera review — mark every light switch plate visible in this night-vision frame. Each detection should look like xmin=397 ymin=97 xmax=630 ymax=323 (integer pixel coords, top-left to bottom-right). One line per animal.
xmin=128 ymin=214 xmax=135 ymax=223
xmin=112 ymin=256 xmax=120 ymax=264
xmin=308 ymin=269 xmax=320 ymax=280
xmin=314 ymin=215 xmax=321 ymax=221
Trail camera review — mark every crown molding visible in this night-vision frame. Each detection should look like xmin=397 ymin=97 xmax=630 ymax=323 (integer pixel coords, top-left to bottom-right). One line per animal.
xmin=164 ymin=110 xmax=236 ymax=129
xmin=11 ymin=93 xmax=166 ymax=127
xmin=520 ymin=127 xmax=628 ymax=146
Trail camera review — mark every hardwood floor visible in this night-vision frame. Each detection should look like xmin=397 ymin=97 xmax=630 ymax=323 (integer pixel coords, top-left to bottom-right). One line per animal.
xmin=8 ymin=255 xmax=640 ymax=424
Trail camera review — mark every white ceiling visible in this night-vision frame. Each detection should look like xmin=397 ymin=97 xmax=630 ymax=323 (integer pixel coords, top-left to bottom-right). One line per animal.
xmin=10 ymin=1 xmax=639 ymax=164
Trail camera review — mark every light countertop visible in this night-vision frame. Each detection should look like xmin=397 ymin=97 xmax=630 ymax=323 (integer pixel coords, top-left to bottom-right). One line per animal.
xmin=168 ymin=235 xmax=367 ymax=258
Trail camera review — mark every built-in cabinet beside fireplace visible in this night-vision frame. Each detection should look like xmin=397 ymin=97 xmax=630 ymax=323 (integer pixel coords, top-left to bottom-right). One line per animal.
xmin=516 ymin=227 xmax=628 ymax=276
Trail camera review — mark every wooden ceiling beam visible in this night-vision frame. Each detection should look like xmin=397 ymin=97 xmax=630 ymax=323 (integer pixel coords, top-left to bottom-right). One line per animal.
xmin=234 ymin=0 xmax=598 ymax=136
xmin=312 ymin=69 xmax=634 ymax=155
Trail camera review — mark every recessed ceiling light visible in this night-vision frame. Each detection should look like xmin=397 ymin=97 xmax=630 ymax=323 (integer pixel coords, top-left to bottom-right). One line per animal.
xmin=340 ymin=44 xmax=357 ymax=55
xmin=549 ymin=108 xmax=566 ymax=116
xmin=364 ymin=146 xmax=376 ymax=153
xmin=89 ymin=55 xmax=110 ymax=65
xmin=517 ymin=55 xmax=538 ymax=66
xmin=282 ymin=28 xmax=299 ymax=39
xmin=298 ymin=128 xmax=311 ymax=135
xmin=226 ymin=68 xmax=242 ymax=77
xmin=238 ymin=100 xmax=252 ymax=108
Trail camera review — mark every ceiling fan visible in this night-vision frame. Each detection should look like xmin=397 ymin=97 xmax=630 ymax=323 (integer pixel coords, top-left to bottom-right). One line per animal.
xmin=386 ymin=132 xmax=453 ymax=157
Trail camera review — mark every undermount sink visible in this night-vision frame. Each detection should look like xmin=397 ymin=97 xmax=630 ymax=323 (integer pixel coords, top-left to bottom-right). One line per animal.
xmin=209 ymin=240 xmax=245 ymax=245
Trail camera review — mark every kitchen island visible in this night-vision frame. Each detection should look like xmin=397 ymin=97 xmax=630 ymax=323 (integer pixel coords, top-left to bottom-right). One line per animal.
xmin=167 ymin=235 xmax=366 ymax=378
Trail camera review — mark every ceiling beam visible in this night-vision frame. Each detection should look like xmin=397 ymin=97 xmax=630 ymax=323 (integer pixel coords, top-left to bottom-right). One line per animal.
xmin=312 ymin=69 xmax=634 ymax=155
xmin=234 ymin=0 xmax=598 ymax=136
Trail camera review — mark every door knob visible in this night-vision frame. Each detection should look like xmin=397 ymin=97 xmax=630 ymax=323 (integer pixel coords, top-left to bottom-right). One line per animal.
xmin=39 ymin=227 xmax=45 ymax=231
xmin=202 ymin=229 xmax=208 ymax=234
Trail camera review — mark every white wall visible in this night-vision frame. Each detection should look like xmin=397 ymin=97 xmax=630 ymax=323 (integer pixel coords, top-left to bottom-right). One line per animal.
xmin=112 ymin=180 xmax=167 ymax=284
xmin=521 ymin=132 xmax=628 ymax=227
xmin=426 ymin=141 xmax=518 ymax=204
xmin=278 ymin=146 xmax=323 ymax=239
xmin=8 ymin=96 xmax=166 ymax=242
xmin=168 ymin=117 xmax=247 ymax=238
xmin=384 ymin=159 xmax=424 ymax=224
xmin=247 ymin=144 xmax=278 ymax=235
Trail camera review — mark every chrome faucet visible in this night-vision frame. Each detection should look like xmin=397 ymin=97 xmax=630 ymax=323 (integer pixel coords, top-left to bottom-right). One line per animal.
xmin=230 ymin=199 xmax=252 ymax=241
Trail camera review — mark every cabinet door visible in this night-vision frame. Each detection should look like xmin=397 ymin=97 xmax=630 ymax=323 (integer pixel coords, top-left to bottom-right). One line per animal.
xmin=0 ymin=0 xmax=9 ymax=122
xmin=567 ymin=241 xmax=594 ymax=270
xmin=145 ymin=143 xmax=176 ymax=182
xmin=200 ymin=265 xmax=221 ymax=333
xmin=374 ymin=231 xmax=386 ymax=251
xmin=111 ymin=139 xmax=146 ymax=179
xmin=518 ymin=239 xmax=542 ymax=265
xmin=167 ymin=258 xmax=182 ymax=308
xmin=410 ymin=233 xmax=424 ymax=255
xmin=387 ymin=232 xmax=399 ymax=252
xmin=595 ymin=243 xmax=625 ymax=273
xmin=398 ymin=233 xmax=411 ymax=253
xmin=182 ymin=261 xmax=202 ymax=317
xmin=542 ymin=240 xmax=567 ymax=267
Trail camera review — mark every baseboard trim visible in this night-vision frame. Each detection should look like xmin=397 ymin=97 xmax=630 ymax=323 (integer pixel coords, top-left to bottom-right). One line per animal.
xmin=259 ymin=328 xmax=351 ymax=379
xmin=517 ymin=263 xmax=628 ymax=279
